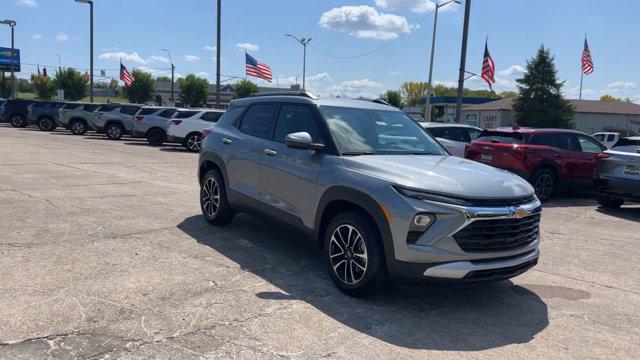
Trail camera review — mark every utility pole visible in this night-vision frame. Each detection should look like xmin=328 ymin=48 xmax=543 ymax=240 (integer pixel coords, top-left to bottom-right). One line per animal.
xmin=162 ymin=49 xmax=175 ymax=102
xmin=285 ymin=34 xmax=311 ymax=90
xmin=1 ymin=20 xmax=16 ymax=98
xmin=425 ymin=0 xmax=460 ymax=122
xmin=216 ymin=0 xmax=222 ymax=108
xmin=455 ymin=0 xmax=471 ymax=123
xmin=75 ymin=0 xmax=94 ymax=102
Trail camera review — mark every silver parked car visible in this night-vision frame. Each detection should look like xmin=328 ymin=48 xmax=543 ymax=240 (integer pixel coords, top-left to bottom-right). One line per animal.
xmin=58 ymin=103 xmax=101 ymax=135
xmin=198 ymin=92 xmax=541 ymax=296
xmin=91 ymin=103 xmax=141 ymax=140
xmin=595 ymin=137 xmax=640 ymax=208
xmin=131 ymin=106 xmax=180 ymax=146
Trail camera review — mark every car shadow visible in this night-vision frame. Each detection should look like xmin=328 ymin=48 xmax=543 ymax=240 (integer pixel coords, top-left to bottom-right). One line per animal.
xmin=177 ymin=214 xmax=549 ymax=351
xmin=159 ymin=147 xmax=191 ymax=153
xmin=542 ymin=192 xmax=597 ymax=208
xmin=596 ymin=206 xmax=640 ymax=221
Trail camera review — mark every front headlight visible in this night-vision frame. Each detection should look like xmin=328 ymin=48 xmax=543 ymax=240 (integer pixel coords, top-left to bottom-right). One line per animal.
xmin=393 ymin=185 xmax=471 ymax=207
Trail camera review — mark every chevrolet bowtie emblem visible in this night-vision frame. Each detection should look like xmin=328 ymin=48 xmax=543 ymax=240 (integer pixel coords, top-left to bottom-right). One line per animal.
xmin=514 ymin=209 xmax=527 ymax=219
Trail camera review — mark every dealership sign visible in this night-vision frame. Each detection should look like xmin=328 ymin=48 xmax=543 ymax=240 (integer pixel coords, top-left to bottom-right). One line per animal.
xmin=0 ymin=48 xmax=20 ymax=72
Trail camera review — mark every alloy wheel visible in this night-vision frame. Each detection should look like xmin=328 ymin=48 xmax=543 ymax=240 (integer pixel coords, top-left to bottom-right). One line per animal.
xmin=187 ymin=135 xmax=202 ymax=151
xmin=329 ymin=224 xmax=368 ymax=285
xmin=534 ymin=172 xmax=554 ymax=200
xmin=72 ymin=121 xmax=85 ymax=134
xmin=201 ymin=177 xmax=220 ymax=217
xmin=107 ymin=125 xmax=122 ymax=139
xmin=40 ymin=118 xmax=52 ymax=131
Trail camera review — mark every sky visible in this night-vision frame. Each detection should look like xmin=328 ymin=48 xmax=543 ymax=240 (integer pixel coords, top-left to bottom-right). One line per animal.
xmin=3 ymin=0 xmax=640 ymax=102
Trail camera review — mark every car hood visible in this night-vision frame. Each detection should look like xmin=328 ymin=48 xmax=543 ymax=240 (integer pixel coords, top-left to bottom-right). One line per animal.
xmin=343 ymin=155 xmax=534 ymax=199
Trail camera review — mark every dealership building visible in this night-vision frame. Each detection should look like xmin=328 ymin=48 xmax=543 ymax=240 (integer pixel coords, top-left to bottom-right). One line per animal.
xmin=461 ymin=98 xmax=640 ymax=135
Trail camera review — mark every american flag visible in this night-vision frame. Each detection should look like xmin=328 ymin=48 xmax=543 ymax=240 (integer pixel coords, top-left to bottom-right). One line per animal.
xmin=245 ymin=53 xmax=272 ymax=82
xmin=481 ymin=40 xmax=496 ymax=91
xmin=120 ymin=62 xmax=135 ymax=86
xmin=581 ymin=38 xmax=594 ymax=75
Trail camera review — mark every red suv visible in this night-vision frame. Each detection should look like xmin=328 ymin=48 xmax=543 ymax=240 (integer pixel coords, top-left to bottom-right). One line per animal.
xmin=465 ymin=127 xmax=606 ymax=201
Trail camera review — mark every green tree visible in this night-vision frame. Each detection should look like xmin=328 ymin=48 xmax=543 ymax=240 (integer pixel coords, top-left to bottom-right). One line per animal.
xmin=53 ymin=67 xmax=88 ymax=101
xmin=513 ymin=45 xmax=575 ymax=128
xmin=17 ymin=78 xmax=34 ymax=93
xmin=108 ymin=79 xmax=121 ymax=97
xmin=33 ymin=77 xmax=57 ymax=99
xmin=400 ymin=82 xmax=428 ymax=106
xmin=178 ymin=74 xmax=210 ymax=107
xmin=122 ymin=70 xmax=155 ymax=104
xmin=379 ymin=89 xmax=402 ymax=108
xmin=499 ymin=91 xmax=518 ymax=98
xmin=599 ymin=94 xmax=622 ymax=102
xmin=234 ymin=79 xmax=259 ymax=99
xmin=155 ymin=75 xmax=171 ymax=82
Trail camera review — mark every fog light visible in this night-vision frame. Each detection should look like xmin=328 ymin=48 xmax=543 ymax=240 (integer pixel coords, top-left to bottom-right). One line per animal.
xmin=407 ymin=213 xmax=435 ymax=244
xmin=413 ymin=214 xmax=432 ymax=227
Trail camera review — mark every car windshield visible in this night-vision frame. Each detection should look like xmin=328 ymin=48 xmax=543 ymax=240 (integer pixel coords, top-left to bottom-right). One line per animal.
xmin=320 ymin=106 xmax=447 ymax=155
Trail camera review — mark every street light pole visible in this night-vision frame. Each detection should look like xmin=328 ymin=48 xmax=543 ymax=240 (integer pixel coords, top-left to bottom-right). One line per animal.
xmin=455 ymin=0 xmax=471 ymax=124
xmin=285 ymin=34 xmax=311 ymax=90
xmin=425 ymin=0 xmax=460 ymax=122
xmin=75 ymin=0 xmax=94 ymax=102
xmin=1 ymin=20 xmax=16 ymax=99
xmin=215 ymin=0 xmax=221 ymax=108
xmin=162 ymin=49 xmax=175 ymax=102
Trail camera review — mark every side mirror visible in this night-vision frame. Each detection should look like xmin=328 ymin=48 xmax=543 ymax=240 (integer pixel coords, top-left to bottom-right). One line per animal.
xmin=285 ymin=132 xmax=325 ymax=151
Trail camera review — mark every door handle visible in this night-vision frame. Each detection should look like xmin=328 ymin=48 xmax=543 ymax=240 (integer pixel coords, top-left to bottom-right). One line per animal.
xmin=222 ymin=138 xmax=232 ymax=145
xmin=264 ymin=149 xmax=277 ymax=156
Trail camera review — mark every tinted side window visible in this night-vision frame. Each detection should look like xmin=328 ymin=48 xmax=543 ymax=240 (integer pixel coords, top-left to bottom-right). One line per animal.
xmin=97 ymin=104 xmax=118 ymax=112
xmin=174 ymin=110 xmax=199 ymax=119
xmin=200 ymin=111 xmax=223 ymax=122
xmin=239 ymin=104 xmax=277 ymax=139
xmin=273 ymin=105 xmax=322 ymax=143
xmin=528 ymin=133 xmax=558 ymax=147
xmin=606 ymin=134 xmax=616 ymax=142
xmin=65 ymin=103 xmax=82 ymax=110
xmin=83 ymin=104 xmax=99 ymax=112
xmin=593 ymin=134 xmax=604 ymax=141
xmin=577 ymin=135 xmax=604 ymax=154
xmin=431 ymin=127 xmax=471 ymax=142
xmin=121 ymin=106 xmax=140 ymax=116
xmin=217 ymin=107 xmax=244 ymax=127
xmin=138 ymin=108 xmax=158 ymax=116
xmin=159 ymin=109 xmax=177 ymax=118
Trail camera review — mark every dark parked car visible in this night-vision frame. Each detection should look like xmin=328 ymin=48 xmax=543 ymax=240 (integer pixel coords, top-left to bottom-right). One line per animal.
xmin=465 ymin=127 xmax=605 ymax=201
xmin=1 ymin=99 xmax=37 ymax=127
xmin=594 ymin=137 xmax=640 ymax=208
xmin=28 ymin=101 xmax=66 ymax=131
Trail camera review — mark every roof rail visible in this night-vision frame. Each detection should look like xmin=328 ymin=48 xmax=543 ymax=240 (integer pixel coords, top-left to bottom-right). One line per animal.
xmin=371 ymin=98 xmax=391 ymax=106
xmin=249 ymin=91 xmax=319 ymax=100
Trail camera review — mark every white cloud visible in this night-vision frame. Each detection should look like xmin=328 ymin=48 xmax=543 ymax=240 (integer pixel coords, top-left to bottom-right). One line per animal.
xmin=204 ymin=45 xmax=217 ymax=52
xmin=564 ymin=86 xmax=600 ymax=100
xmin=32 ymin=34 xmax=42 ymax=40
xmin=328 ymin=78 xmax=383 ymax=98
xmin=236 ymin=43 xmax=259 ymax=52
xmin=195 ymin=71 xmax=210 ymax=78
xmin=319 ymin=6 xmax=410 ymax=40
xmin=55 ymin=33 xmax=69 ymax=42
xmin=184 ymin=55 xmax=200 ymax=62
xmin=434 ymin=80 xmax=457 ymax=87
xmin=99 ymin=51 xmax=147 ymax=64
xmin=498 ymin=65 xmax=526 ymax=77
xmin=606 ymin=81 xmax=637 ymax=91
xmin=136 ymin=66 xmax=155 ymax=74
xmin=375 ymin=0 xmax=456 ymax=13
xmin=277 ymin=73 xmax=332 ymax=86
xmin=148 ymin=55 xmax=170 ymax=63
xmin=16 ymin=0 xmax=38 ymax=8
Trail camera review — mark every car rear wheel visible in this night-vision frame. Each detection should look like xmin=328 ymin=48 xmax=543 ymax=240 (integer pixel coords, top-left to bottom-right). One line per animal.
xmin=324 ymin=212 xmax=386 ymax=297
xmin=185 ymin=133 xmax=203 ymax=152
xmin=10 ymin=114 xmax=26 ymax=128
xmin=146 ymin=128 xmax=166 ymax=146
xmin=37 ymin=117 xmax=55 ymax=131
xmin=597 ymin=195 xmax=624 ymax=209
xmin=531 ymin=168 xmax=557 ymax=202
xmin=106 ymin=123 xmax=124 ymax=140
xmin=200 ymin=169 xmax=234 ymax=225
xmin=70 ymin=120 xmax=88 ymax=135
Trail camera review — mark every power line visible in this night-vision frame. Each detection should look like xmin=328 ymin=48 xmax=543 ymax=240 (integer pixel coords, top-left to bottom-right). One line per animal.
xmin=310 ymin=8 xmax=436 ymax=60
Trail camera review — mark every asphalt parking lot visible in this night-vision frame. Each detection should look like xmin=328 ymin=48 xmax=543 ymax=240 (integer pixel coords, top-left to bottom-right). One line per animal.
xmin=0 ymin=124 xmax=639 ymax=359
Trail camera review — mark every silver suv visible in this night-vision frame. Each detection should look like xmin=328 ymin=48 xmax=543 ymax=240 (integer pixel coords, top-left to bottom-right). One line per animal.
xmin=198 ymin=92 xmax=542 ymax=296
xmin=58 ymin=103 xmax=101 ymax=135
xmin=131 ymin=106 xmax=180 ymax=146
xmin=91 ymin=103 xmax=141 ymax=140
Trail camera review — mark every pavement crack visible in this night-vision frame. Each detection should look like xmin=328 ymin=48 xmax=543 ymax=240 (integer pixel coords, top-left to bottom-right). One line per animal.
xmin=532 ymin=268 xmax=640 ymax=295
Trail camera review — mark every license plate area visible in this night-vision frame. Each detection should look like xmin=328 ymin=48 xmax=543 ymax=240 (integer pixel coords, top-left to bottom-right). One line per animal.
xmin=480 ymin=154 xmax=493 ymax=163
xmin=623 ymin=166 xmax=640 ymax=177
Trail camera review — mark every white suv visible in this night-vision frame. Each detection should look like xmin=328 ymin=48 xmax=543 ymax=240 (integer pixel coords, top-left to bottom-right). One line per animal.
xmin=421 ymin=123 xmax=482 ymax=157
xmin=167 ymin=109 xmax=225 ymax=152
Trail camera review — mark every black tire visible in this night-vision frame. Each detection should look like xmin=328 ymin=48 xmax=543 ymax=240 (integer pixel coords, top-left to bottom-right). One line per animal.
xmin=146 ymin=128 xmax=166 ymax=146
xmin=37 ymin=117 xmax=55 ymax=131
xmin=184 ymin=132 xmax=203 ymax=152
xmin=597 ymin=195 xmax=624 ymax=209
xmin=105 ymin=123 xmax=124 ymax=140
xmin=200 ymin=169 xmax=234 ymax=225
xmin=324 ymin=212 xmax=387 ymax=297
xmin=10 ymin=114 xmax=26 ymax=128
xmin=531 ymin=168 xmax=557 ymax=202
xmin=70 ymin=120 xmax=88 ymax=135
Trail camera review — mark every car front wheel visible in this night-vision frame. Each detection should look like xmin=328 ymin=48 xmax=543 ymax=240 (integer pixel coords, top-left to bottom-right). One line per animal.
xmin=10 ymin=114 xmax=26 ymax=128
xmin=531 ymin=168 xmax=557 ymax=202
xmin=185 ymin=133 xmax=203 ymax=152
xmin=37 ymin=117 xmax=55 ymax=131
xmin=324 ymin=212 xmax=386 ymax=297
xmin=106 ymin=123 xmax=124 ymax=140
xmin=200 ymin=169 xmax=234 ymax=225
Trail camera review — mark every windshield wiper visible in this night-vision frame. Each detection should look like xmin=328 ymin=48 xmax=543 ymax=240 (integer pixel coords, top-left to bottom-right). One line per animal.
xmin=411 ymin=151 xmax=439 ymax=155
xmin=342 ymin=150 xmax=374 ymax=156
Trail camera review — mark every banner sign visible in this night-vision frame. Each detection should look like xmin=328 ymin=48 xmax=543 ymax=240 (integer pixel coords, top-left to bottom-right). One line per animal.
xmin=0 ymin=48 xmax=20 ymax=72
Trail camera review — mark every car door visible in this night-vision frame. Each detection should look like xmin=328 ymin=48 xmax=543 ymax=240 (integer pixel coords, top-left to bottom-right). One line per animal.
xmin=258 ymin=104 xmax=326 ymax=228
xmin=573 ymin=134 xmax=606 ymax=182
xmin=224 ymin=103 xmax=278 ymax=202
